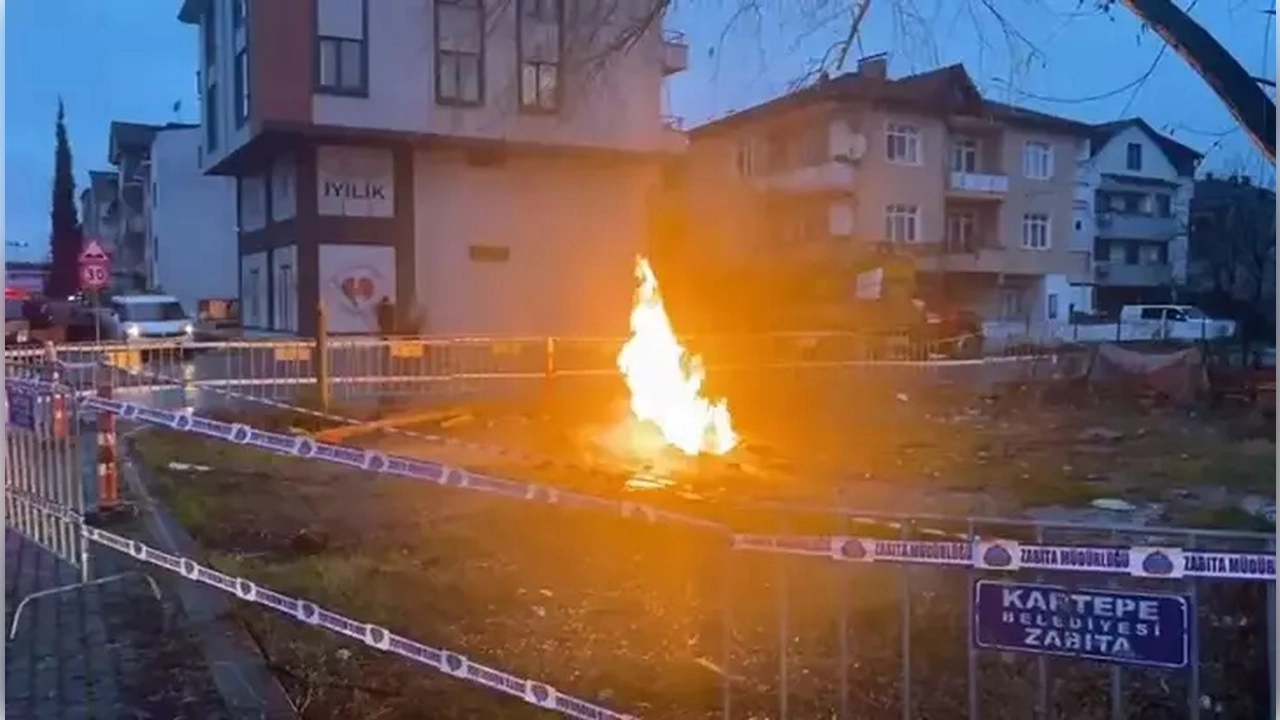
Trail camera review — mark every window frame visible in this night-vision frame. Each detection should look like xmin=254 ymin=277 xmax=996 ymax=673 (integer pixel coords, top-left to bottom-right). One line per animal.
xmin=434 ymin=0 xmax=485 ymax=106
xmin=316 ymin=36 xmax=368 ymax=96
xmin=1021 ymin=212 xmax=1051 ymax=250
xmin=234 ymin=48 xmax=250 ymax=127
xmin=950 ymin=137 xmax=978 ymax=173
xmin=205 ymin=81 xmax=219 ymax=152
xmin=885 ymin=123 xmax=922 ymax=166
xmin=885 ymin=203 xmax=921 ymax=244
xmin=945 ymin=210 xmax=975 ymax=252
xmin=516 ymin=0 xmax=563 ymax=114
xmin=1022 ymin=140 xmax=1054 ymax=180
xmin=1125 ymin=142 xmax=1143 ymax=171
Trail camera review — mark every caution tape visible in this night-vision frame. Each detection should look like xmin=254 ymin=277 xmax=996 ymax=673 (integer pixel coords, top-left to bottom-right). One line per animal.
xmin=2 ymin=488 xmax=635 ymax=720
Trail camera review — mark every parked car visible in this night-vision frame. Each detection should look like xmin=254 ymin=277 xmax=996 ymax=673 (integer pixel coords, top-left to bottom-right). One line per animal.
xmin=107 ymin=294 xmax=195 ymax=343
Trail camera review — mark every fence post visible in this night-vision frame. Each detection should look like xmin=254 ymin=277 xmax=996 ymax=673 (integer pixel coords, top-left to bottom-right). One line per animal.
xmin=543 ymin=337 xmax=557 ymax=410
xmin=96 ymin=382 xmax=119 ymax=512
xmin=316 ymin=301 xmax=331 ymax=412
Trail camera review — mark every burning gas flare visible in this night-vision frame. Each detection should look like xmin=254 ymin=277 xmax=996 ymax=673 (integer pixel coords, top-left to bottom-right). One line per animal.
xmin=616 ymin=257 xmax=737 ymax=456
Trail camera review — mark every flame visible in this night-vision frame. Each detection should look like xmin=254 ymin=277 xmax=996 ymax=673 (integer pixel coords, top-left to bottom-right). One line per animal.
xmin=616 ymin=257 xmax=737 ymax=456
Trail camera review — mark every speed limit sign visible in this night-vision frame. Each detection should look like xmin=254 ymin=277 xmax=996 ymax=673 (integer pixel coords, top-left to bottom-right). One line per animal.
xmin=78 ymin=239 xmax=111 ymax=291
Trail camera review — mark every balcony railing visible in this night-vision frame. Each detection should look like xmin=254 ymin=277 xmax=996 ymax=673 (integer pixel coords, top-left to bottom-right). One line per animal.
xmin=752 ymin=161 xmax=855 ymax=194
xmin=662 ymin=30 xmax=689 ymax=75
xmin=1094 ymin=262 xmax=1173 ymax=287
xmin=947 ymin=171 xmax=1009 ymax=196
xmin=1094 ymin=212 xmax=1181 ymax=242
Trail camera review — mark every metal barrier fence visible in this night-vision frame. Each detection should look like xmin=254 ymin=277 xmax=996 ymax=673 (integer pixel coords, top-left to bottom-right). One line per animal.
xmin=5 ymin=360 xmax=1273 ymax=719
xmin=4 ymin=334 xmax=1069 ymax=415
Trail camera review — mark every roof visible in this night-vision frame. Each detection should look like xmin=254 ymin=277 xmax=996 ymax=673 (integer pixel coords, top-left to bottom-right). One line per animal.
xmin=1088 ymin=119 xmax=1201 ymax=176
xmin=690 ymin=63 xmax=1092 ymax=138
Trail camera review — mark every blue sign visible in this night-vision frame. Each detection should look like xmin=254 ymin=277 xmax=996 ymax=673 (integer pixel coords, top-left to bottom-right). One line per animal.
xmin=972 ymin=581 xmax=1189 ymax=669
xmin=7 ymin=388 xmax=35 ymax=431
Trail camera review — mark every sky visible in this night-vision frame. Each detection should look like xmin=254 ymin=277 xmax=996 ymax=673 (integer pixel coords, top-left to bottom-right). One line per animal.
xmin=3 ymin=0 xmax=1276 ymax=263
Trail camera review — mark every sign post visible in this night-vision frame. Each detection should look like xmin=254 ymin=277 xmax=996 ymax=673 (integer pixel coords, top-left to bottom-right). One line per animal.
xmin=78 ymin=239 xmax=110 ymax=343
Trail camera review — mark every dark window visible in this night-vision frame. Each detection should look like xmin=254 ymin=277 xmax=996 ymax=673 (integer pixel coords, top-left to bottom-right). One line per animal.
xmin=435 ymin=0 xmax=484 ymax=105
xmin=517 ymin=0 xmax=561 ymax=113
xmin=234 ymin=49 xmax=250 ymax=126
xmin=114 ymin=301 xmax=188 ymax=322
xmin=205 ymin=82 xmax=219 ymax=151
xmin=203 ymin=6 xmax=216 ymax=69
xmin=1124 ymin=241 xmax=1140 ymax=265
xmin=1125 ymin=142 xmax=1142 ymax=171
xmin=1155 ymin=194 xmax=1171 ymax=217
xmin=469 ymin=245 xmax=510 ymax=262
xmin=317 ymin=37 xmax=366 ymax=94
xmin=437 ymin=51 xmax=483 ymax=105
xmin=1139 ymin=307 xmax=1163 ymax=320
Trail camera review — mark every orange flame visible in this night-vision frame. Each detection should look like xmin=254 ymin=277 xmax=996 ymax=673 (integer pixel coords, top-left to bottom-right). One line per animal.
xmin=616 ymin=257 xmax=737 ymax=456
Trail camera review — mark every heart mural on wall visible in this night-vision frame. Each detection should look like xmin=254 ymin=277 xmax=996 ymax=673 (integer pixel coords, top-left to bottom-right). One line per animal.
xmin=329 ymin=265 xmax=385 ymax=316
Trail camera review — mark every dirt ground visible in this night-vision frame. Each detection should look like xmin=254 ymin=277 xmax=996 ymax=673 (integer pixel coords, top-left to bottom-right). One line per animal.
xmin=131 ymin=377 xmax=1275 ymax=719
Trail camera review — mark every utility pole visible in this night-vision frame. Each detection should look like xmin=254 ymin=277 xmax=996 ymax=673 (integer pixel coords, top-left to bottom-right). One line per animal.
xmin=1120 ymin=0 xmax=1275 ymax=162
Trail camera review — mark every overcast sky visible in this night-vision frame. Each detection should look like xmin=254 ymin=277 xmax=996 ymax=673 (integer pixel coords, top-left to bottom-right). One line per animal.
xmin=4 ymin=0 xmax=1275 ymax=262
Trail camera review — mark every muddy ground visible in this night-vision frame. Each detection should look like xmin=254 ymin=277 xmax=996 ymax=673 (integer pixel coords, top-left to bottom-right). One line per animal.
xmin=132 ymin=376 xmax=1275 ymax=719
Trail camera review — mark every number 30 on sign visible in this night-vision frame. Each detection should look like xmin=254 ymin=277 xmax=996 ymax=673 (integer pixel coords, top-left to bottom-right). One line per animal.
xmin=79 ymin=263 xmax=108 ymax=290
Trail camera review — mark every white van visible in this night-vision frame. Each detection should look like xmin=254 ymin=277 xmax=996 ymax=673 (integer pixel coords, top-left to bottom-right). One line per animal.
xmin=1118 ymin=304 xmax=1236 ymax=342
xmin=109 ymin=294 xmax=195 ymax=343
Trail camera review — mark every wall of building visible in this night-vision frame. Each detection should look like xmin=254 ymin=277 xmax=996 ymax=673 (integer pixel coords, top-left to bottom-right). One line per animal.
xmin=309 ymin=0 xmax=679 ymax=154
xmin=412 ymin=149 xmax=658 ymax=336
xmin=150 ymin=127 xmax=239 ymax=314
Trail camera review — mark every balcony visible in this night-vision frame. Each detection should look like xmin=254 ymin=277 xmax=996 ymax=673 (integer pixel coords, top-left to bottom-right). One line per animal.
xmin=914 ymin=243 xmax=1090 ymax=279
xmin=1095 ymin=212 xmax=1180 ymax=242
xmin=1094 ymin=262 xmax=1173 ymax=287
xmin=946 ymin=171 xmax=1008 ymax=198
xmin=662 ymin=31 xmax=689 ymax=75
xmin=753 ymin=161 xmax=854 ymax=194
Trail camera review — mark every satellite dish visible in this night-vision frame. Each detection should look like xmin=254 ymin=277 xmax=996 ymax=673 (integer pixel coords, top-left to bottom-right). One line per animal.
xmin=847 ymin=134 xmax=867 ymax=161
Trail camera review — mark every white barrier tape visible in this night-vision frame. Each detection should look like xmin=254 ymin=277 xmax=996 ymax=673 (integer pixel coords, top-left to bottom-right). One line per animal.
xmin=7 ymin=377 xmax=1272 ymax=583
xmin=731 ymin=535 xmax=1276 ymax=581
xmin=1 ymin=487 xmax=635 ymax=720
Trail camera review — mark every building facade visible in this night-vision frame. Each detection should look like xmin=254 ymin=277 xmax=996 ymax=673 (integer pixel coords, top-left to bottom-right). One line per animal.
xmin=105 ymin=122 xmax=161 ymax=290
xmin=1079 ymin=119 xmax=1199 ymax=314
xmin=147 ymin=125 xmax=240 ymax=315
xmin=178 ymin=0 xmax=687 ymax=336
xmin=685 ymin=59 xmax=1094 ymax=332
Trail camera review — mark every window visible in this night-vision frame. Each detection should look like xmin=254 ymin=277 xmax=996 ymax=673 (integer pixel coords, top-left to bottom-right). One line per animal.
xmin=1047 ymin=293 xmax=1060 ymax=320
xmin=114 ymin=300 xmax=188 ymax=322
xmin=885 ymin=123 xmax=920 ymax=165
xmin=1022 ymin=141 xmax=1053 ymax=180
xmin=950 ymin=137 xmax=977 ymax=173
xmin=318 ymin=37 xmax=366 ymax=94
xmin=1021 ymin=213 xmax=1050 ymax=249
xmin=1155 ymin=194 xmax=1171 ymax=217
xmin=885 ymin=204 xmax=920 ymax=243
xmin=1139 ymin=307 xmax=1163 ymax=320
xmin=1125 ymin=142 xmax=1143 ymax=171
xmin=517 ymin=0 xmax=561 ymax=112
xmin=520 ymin=61 xmax=559 ymax=112
xmin=246 ymin=268 xmax=261 ymax=325
xmin=202 ymin=6 xmax=216 ymax=70
xmin=945 ymin=211 xmax=975 ymax=252
xmin=234 ymin=49 xmax=250 ymax=126
xmin=277 ymin=264 xmax=294 ymax=331
xmin=435 ymin=0 xmax=485 ymax=105
xmin=999 ymin=289 xmax=1024 ymax=320
xmin=438 ymin=51 xmax=483 ymax=105
xmin=205 ymin=82 xmax=219 ymax=151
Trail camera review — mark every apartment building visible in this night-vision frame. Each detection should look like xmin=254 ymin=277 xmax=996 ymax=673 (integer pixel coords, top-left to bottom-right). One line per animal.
xmin=147 ymin=125 xmax=240 ymax=315
xmin=177 ymin=0 xmax=687 ymax=336
xmin=1080 ymin=119 xmax=1200 ymax=313
xmin=105 ymin=122 xmax=161 ymax=290
xmin=686 ymin=59 xmax=1095 ymax=330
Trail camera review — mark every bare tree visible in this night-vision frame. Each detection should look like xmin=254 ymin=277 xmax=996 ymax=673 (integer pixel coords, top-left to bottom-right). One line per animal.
xmin=1190 ymin=177 xmax=1277 ymax=349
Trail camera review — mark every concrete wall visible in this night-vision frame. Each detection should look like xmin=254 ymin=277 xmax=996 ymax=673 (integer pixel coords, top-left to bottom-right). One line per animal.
xmin=412 ymin=149 xmax=658 ymax=336
xmin=149 ymin=127 xmax=238 ymax=315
